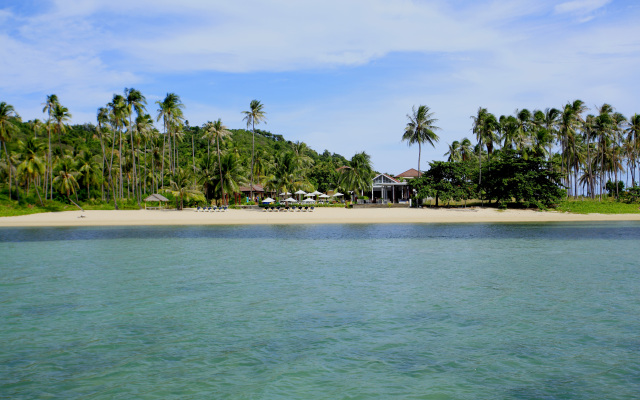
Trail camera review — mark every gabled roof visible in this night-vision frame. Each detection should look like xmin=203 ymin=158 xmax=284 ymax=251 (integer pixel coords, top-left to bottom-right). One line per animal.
xmin=144 ymin=193 xmax=170 ymax=202
xmin=238 ymin=184 xmax=264 ymax=192
xmin=396 ymin=168 xmax=422 ymax=179
xmin=372 ymin=173 xmax=404 ymax=185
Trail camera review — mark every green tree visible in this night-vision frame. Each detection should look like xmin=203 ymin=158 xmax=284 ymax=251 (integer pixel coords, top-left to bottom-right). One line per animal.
xmin=409 ymin=161 xmax=476 ymax=206
xmin=471 ymin=107 xmax=498 ymax=188
xmin=403 ymin=105 xmax=440 ymax=174
xmin=168 ymin=168 xmax=205 ymax=210
xmin=125 ymin=88 xmax=147 ymax=205
xmin=0 ymin=101 xmax=20 ymax=199
xmin=16 ymin=137 xmax=45 ymax=205
xmin=242 ymin=100 xmax=267 ymax=200
xmin=338 ymin=151 xmax=374 ymax=197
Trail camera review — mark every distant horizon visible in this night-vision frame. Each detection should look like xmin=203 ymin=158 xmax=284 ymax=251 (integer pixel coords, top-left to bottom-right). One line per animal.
xmin=2 ymin=0 xmax=639 ymax=172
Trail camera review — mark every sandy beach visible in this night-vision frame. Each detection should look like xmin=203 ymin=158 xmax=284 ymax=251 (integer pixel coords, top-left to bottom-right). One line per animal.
xmin=1 ymin=207 xmax=640 ymax=227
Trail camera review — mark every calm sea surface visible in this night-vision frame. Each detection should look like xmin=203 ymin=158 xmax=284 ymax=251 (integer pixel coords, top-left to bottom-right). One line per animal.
xmin=1 ymin=222 xmax=639 ymax=399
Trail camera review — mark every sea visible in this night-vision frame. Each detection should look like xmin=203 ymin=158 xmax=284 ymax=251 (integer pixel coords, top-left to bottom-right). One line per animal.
xmin=1 ymin=222 xmax=639 ymax=399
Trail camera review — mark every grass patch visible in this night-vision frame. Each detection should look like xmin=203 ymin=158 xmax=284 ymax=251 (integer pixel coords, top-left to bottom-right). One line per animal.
xmin=555 ymin=199 xmax=640 ymax=214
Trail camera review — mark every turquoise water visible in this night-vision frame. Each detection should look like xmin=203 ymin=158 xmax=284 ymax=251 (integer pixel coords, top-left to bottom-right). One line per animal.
xmin=1 ymin=223 xmax=639 ymax=399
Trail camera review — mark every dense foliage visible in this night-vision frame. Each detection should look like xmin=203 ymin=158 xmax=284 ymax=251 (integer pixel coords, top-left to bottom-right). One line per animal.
xmin=0 ymin=92 xmax=373 ymax=209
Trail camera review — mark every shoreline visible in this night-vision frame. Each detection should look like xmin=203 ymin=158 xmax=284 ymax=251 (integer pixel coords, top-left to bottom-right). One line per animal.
xmin=1 ymin=207 xmax=640 ymax=227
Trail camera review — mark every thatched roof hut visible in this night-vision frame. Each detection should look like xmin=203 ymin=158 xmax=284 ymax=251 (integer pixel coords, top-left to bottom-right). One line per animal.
xmin=144 ymin=194 xmax=170 ymax=209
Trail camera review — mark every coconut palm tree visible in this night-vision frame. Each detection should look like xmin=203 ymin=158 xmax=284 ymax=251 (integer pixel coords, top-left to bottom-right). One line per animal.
xmin=207 ymin=119 xmax=232 ymax=204
xmin=338 ymin=151 xmax=374 ymax=197
xmin=167 ymin=168 xmax=205 ymax=210
xmin=217 ymin=153 xmax=248 ymax=205
xmin=445 ymin=141 xmax=461 ymax=162
xmin=42 ymin=94 xmax=59 ymax=199
xmin=52 ymin=103 xmax=71 ymax=149
xmin=76 ymin=151 xmax=100 ymax=200
xmin=471 ymin=107 xmax=498 ymax=187
xmin=53 ymin=157 xmax=80 ymax=206
xmin=125 ymin=88 xmax=147 ymax=205
xmin=626 ymin=114 xmax=640 ymax=187
xmin=108 ymin=94 xmax=127 ymax=203
xmin=156 ymin=93 xmax=185 ymax=178
xmin=17 ymin=137 xmax=45 ymax=205
xmin=242 ymin=100 xmax=267 ymax=200
xmin=403 ymin=105 xmax=440 ymax=175
xmin=0 ymin=101 xmax=20 ymax=199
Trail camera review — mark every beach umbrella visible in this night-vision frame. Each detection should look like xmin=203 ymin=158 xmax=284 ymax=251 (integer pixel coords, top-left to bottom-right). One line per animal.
xmin=332 ymin=192 xmax=343 ymax=197
xmin=262 ymin=197 xmax=275 ymax=203
xmin=294 ymin=189 xmax=307 ymax=201
xmin=310 ymin=190 xmax=322 ymax=196
xmin=318 ymin=194 xmax=330 ymax=198
xmin=304 ymin=193 xmax=316 ymax=197
xmin=302 ymin=198 xmax=316 ymax=203
xmin=284 ymin=197 xmax=297 ymax=203
xmin=279 ymin=192 xmax=292 ymax=196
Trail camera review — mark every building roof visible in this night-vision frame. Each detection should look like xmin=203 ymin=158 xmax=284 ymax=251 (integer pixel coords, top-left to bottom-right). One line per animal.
xmin=372 ymin=173 xmax=405 ymax=186
xmin=396 ymin=168 xmax=422 ymax=179
xmin=238 ymin=184 xmax=264 ymax=192
xmin=144 ymin=193 xmax=170 ymax=202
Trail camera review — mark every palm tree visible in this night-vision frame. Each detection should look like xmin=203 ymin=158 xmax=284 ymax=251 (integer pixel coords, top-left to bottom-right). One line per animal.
xmin=471 ymin=107 xmax=498 ymax=188
xmin=626 ymin=114 xmax=640 ymax=187
xmin=242 ymin=100 xmax=267 ymax=200
xmin=338 ymin=151 xmax=374 ymax=197
xmin=76 ymin=151 xmax=100 ymax=199
xmin=445 ymin=141 xmax=461 ymax=162
xmin=403 ymin=105 xmax=440 ymax=175
xmin=207 ymin=119 xmax=232 ymax=204
xmin=156 ymin=93 xmax=185 ymax=178
xmin=53 ymin=157 xmax=81 ymax=208
xmin=125 ymin=88 xmax=147 ymax=206
xmin=52 ymin=103 xmax=71 ymax=149
xmin=0 ymin=102 xmax=20 ymax=199
xmin=108 ymin=94 xmax=127 ymax=204
xmin=42 ymin=94 xmax=59 ymax=199
xmin=17 ymin=137 xmax=45 ymax=205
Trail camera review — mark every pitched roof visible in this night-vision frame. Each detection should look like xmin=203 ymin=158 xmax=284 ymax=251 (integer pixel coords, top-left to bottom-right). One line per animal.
xmin=396 ymin=168 xmax=422 ymax=179
xmin=238 ymin=184 xmax=264 ymax=192
xmin=144 ymin=193 xmax=170 ymax=202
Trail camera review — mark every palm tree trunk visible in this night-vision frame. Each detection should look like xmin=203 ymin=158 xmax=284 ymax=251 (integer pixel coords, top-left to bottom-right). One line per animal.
xmin=129 ymin=117 xmax=139 ymax=206
xmin=216 ymin=136 xmax=224 ymax=205
xmin=3 ymin=142 xmax=11 ymax=200
xmin=250 ymin=121 xmax=255 ymax=201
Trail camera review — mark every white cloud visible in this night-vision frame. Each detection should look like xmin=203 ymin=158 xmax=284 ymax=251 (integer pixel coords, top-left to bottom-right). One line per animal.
xmin=554 ymin=0 xmax=612 ymax=15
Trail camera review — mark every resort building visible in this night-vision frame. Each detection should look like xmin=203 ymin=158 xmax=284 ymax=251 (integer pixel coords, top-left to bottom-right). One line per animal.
xmin=370 ymin=169 xmax=421 ymax=204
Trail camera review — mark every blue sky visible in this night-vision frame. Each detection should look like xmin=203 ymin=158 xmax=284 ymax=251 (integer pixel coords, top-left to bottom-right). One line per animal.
xmin=1 ymin=0 xmax=639 ymax=173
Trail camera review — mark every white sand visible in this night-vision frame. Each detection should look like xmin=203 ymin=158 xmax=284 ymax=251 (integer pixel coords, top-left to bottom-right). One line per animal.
xmin=1 ymin=207 xmax=639 ymax=227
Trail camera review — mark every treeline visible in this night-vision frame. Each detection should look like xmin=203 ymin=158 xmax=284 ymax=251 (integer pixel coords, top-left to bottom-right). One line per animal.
xmin=0 ymin=92 xmax=375 ymax=209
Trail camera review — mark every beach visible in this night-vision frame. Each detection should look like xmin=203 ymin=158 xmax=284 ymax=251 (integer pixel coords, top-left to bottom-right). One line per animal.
xmin=1 ymin=207 xmax=640 ymax=227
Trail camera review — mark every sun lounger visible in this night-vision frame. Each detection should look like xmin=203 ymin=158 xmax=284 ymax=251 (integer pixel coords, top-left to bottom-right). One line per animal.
xmin=310 ymin=206 xmax=315 ymax=212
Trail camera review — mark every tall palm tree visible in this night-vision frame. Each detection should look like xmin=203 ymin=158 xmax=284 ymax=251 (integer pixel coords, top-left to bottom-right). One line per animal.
xmin=156 ymin=93 xmax=185 ymax=178
xmin=53 ymin=157 xmax=80 ymax=207
xmin=207 ymin=119 xmax=232 ymax=204
xmin=52 ymin=103 xmax=71 ymax=149
xmin=216 ymin=153 xmax=247 ymax=206
xmin=403 ymin=105 xmax=440 ymax=175
xmin=76 ymin=151 xmax=100 ymax=200
xmin=17 ymin=137 xmax=45 ymax=205
xmin=108 ymin=94 xmax=127 ymax=203
xmin=0 ymin=102 xmax=20 ymax=199
xmin=471 ymin=107 xmax=498 ymax=187
xmin=626 ymin=114 xmax=640 ymax=187
xmin=125 ymin=88 xmax=147 ymax=206
xmin=242 ymin=100 xmax=267 ymax=200
xmin=42 ymin=94 xmax=59 ymax=199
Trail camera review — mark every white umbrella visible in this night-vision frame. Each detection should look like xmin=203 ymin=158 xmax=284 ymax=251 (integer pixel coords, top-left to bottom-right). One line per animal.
xmin=318 ymin=194 xmax=330 ymax=198
xmin=302 ymin=198 xmax=316 ymax=203
xmin=304 ymin=193 xmax=316 ymax=197
xmin=332 ymin=192 xmax=344 ymax=197
xmin=262 ymin=197 xmax=275 ymax=203
xmin=294 ymin=190 xmax=307 ymax=195
xmin=279 ymin=192 xmax=292 ymax=196
xmin=310 ymin=190 xmax=322 ymax=196
xmin=284 ymin=197 xmax=297 ymax=203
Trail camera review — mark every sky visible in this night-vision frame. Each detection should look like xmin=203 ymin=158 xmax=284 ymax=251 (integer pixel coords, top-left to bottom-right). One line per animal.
xmin=1 ymin=0 xmax=639 ymax=174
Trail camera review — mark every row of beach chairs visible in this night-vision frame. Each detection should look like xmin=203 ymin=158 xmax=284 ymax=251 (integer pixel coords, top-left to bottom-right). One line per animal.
xmin=196 ymin=206 xmax=228 ymax=212
xmin=264 ymin=206 xmax=314 ymax=212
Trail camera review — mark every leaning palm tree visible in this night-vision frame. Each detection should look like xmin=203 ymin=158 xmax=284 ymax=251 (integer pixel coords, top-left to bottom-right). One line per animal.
xmin=242 ymin=100 xmax=267 ymax=200
xmin=445 ymin=141 xmax=461 ymax=162
xmin=403 ymin=105 xmax=440 ymax=175
xmin=52 ymin=103 xmax=71 ymax=149
xmin=53 ymin=157 xmax=82 ymax=209
xmin=0 ymin=102 xmax=20 ymax=199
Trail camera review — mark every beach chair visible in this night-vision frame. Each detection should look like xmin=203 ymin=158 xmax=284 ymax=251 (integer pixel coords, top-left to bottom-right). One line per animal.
xmin=310 ymin=206 xmax=315 ymax=212
xmin=223 ymin=206 xmax=228 ymax=211
xmin=196 ymin=206 xmax=201 ymax=212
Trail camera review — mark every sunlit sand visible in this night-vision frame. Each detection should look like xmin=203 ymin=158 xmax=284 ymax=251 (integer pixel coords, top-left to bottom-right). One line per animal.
xmin=1 ymin=207 xmax=639 ymax=227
